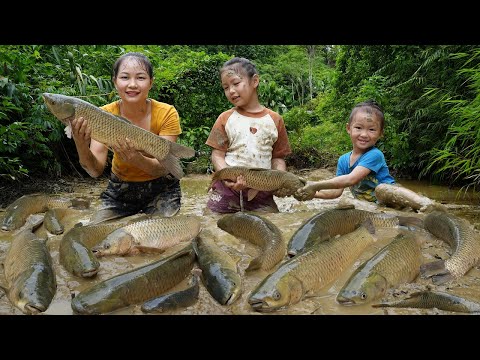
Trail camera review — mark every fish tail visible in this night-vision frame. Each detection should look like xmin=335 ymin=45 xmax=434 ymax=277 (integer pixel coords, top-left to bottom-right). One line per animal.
xmin=420 ymin=259 xmax=449 ymax=279
xmin=169 ymin=141 xmax=196 ymax=159
xmin=432 ymin=273 xmax=455 ymax=285
xmin=162 ymin=153 xmax=185 ymax=179
xmin=398 ymin=216 xmax=424 ymax=229
xmin=245 ymin=257 xmax=262 ymax=272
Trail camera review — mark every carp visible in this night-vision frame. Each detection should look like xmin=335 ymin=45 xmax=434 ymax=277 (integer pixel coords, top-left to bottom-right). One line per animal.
xmin=2 ymin=193 xmax=88 ymax=231
xmin=141 ymin=269 xmax=201 ymax=313
xmin=59 ymin=220 xmax=130 ymax=278
xmin=71 ymin=245 xmax=196 ymax=314
xmin=92 ymin=215 xmax=202 ymax=257
xmin=337 ymin=231 xmax=421 ymax=305
xmin=1 ymin=215 xmax=56 ymax=314
xmin=210 ymin=166 xmax=306 ymax=200
xmin=43 ymin=93 xmax=195 ymax=179
xmin=420 ymin=211 xmax=480 ymax=284
xmin=372 ymin=290 xmax=480 ymax=313
xmin=248 ymin=220 xmax=376 ymax=312
xmin=192 ymin=231 xmax=242 ymax=305
xmin=217 ymin=212 xmax=285 ymax=271
xmin=287 ymin=207 xmax=423 ymax=257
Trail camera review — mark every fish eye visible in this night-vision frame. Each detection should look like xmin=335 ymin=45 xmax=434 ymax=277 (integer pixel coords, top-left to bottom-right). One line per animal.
xmin=360 ymin=292 xmax=367 ymax=300
xmin=104 ymin=243 xmax=110 ymax=249
xmin=272 ymin=290 xmax=281 ymax=300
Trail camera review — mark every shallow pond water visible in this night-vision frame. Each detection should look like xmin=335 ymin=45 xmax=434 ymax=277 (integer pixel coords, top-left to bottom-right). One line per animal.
xmin=1 ymin=173 xmax=480 ymax=316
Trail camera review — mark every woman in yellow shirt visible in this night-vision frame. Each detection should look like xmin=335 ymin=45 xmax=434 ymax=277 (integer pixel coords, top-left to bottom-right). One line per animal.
xmin=70 ymin=52 xmax=184 ymax=223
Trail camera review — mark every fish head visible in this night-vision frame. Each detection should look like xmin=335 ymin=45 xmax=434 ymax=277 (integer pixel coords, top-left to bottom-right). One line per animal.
xmin=337 ymin=273 xmax=388 ymax=305
xmin=223 ymin=270 xmax=243 ymax=306
xmin=8 ymin=269 xmax=55 ymax=314
xmin=217 ymin=214 xmax=235 ymax=233
xmin=248 ymin=275 xmax=303 ymax=312
xmin=62 ymin=239 xmax=100 ymax=278
xmin=71 ymin=290 xmax=124 ymax=315
xmin=1 ymin=212 xmax=23 ymax=231
xmin=42 ymin=93 xmax=76 ymax=125
xmin=91 ymin=229 xmax=134 ymax=257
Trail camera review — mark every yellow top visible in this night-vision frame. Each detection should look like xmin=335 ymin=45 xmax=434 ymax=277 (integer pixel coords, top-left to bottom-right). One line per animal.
xmin=101 ymin=99 xmax=182 ymax=182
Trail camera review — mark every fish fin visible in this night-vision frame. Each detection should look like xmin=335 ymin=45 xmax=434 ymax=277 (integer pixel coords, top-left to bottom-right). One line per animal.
xmin=70 ymin=198 xmax=91 ymax=209
xmin=64 ymin=123 xmax=72 ymax=138
xmin=169 ymin=141 xmax=196 ymax=159
xmin=432 ymin=273 xmax=454 ymax=285
xmin=398 ymin=216 xmax=424 ymax=229
xmin=247 ymin=189 xmax=259 ymax=201
xmin=245 ymin=258 xmax=262 ymax=272
xmin=420 ymin=260 xmax=447 ymax=279
xmin=360 ymin=218 xmax=376 ymax=235
xmin=161 ymin=153 xmax=185 ymax=179
xmin=134 ymin=245 xmax=165 ymax=254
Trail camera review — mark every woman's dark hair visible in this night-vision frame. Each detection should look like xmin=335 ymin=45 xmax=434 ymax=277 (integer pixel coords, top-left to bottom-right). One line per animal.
xmin=112 ymin=52 xmax=153 ymax=79
xmin=349 ymin=100 xmax=385 ymax=130
xmin=219 ymin=57 xmax=258 ymax=80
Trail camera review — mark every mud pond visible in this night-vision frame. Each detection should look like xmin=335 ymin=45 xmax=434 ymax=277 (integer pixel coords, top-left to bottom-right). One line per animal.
xmin=1 ymin=170 xmax=480 ymax=315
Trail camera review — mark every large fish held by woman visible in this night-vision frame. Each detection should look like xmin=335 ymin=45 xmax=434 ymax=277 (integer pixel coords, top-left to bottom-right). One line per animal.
xmin=210 ymin=166 xmax=306 ymax=200
xmin=43 ymin=93 xmax=196 ymax=179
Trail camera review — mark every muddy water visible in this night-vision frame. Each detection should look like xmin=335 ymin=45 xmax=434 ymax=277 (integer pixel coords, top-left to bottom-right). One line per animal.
xmin=1 ymin=174 xmax=480 ymax=315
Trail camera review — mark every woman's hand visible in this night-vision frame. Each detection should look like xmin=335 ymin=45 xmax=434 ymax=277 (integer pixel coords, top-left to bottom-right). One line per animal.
xmin=70 ymin=117 xmax=91 ymax=149
xmin=112 ymin=137 xmax=142 ymax=162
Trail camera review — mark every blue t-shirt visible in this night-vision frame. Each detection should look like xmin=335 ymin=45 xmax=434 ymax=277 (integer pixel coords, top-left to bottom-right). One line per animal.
xmin=336 ymin=147 xmax=395 ymax=202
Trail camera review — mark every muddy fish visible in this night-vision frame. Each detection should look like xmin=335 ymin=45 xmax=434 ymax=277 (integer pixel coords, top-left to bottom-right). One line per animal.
xmin=372 ymin=290 xmax=480 ymax=313
xmin=420 ymin=211 xmax=480 ymax=284
xmin=375 ymin=183 xmax=447 ymax=213
xmin=210 ymin=166 xmax=306 ymax=200
xmin=59 ymin=220 xmax=130 ymax=278
xmin=1 ymin=215 xmax=56 ymax=314
xmin=217 ymin=212 xmax=285 ymax=271
xmin=44 ymin=207 xmax=84 ymax=235
xmin=2 ymin=193 xmax=88 ymax=231
xmin=43 ymin=93 xmax=195 ymax=179
xmin=92 ymin=215 xmax=202 ymax=257
xmin=141 ymin=269 xmax=201 ymax=313
xmin=71 ymin=245 xmax=195 ymax=314
xmin=192 ymin=231 xmax=242 ymax=305
xmin=337 ymin=231 xmax=421 ymax=305
xmin=287 ymin=207 xmax=422 ymax=257
xmin=248 ymin=220 xmax=376 ymax=312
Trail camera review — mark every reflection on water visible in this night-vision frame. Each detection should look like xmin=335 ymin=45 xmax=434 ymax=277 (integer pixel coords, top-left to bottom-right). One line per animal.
xmin=1 ymin=173 xmax=480 ymax=315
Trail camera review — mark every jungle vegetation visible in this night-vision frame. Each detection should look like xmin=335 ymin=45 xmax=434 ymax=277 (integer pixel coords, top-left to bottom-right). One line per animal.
xmin=1 ymin=45 xmax=479 ymax=191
